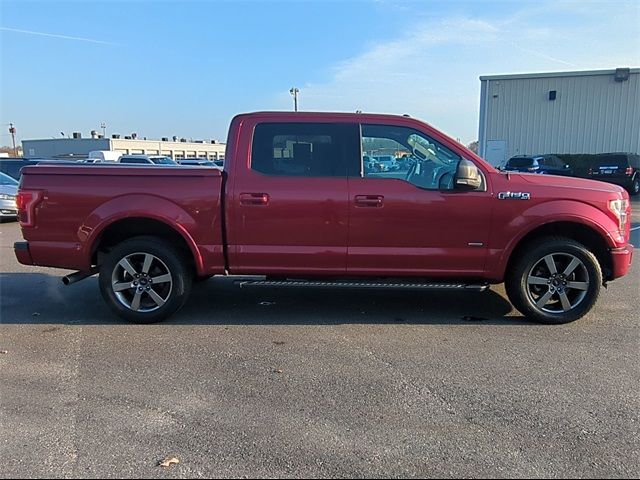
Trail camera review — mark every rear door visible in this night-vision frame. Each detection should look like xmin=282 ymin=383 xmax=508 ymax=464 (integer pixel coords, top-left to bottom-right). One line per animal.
xmin=347 ymin=123 xmax=493 ymax=277
xmin=228 ymin=121 xmax=360 ymax=275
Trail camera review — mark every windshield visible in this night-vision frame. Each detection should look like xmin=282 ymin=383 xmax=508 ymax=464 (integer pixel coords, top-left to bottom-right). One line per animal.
xmin=0 ymin=172 xmax=19 ymax=186
xmin=507 ymin=157 xmax=534 ymax=168
xmin=151 ymin=156 xmax=176 ymax=165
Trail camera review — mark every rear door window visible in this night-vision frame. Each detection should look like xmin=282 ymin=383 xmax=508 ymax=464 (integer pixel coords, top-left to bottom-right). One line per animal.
xmin=251 ymin=122 xmax=359 ymax=177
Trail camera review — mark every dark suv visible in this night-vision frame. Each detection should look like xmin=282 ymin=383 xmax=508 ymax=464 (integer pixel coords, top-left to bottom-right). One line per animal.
xmin=587 ymin=153 xmax=640 ymax=196
xmin=503 ymin=155 xmax=572 ymax=176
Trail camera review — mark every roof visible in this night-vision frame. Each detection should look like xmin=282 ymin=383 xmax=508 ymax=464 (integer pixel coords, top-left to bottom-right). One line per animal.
xmin=479 ymin=67 xmax=640 ymax=81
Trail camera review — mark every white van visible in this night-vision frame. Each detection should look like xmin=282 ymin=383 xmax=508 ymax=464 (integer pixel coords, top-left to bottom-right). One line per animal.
xmin=87 ymin=150 xmax=121 ymax=163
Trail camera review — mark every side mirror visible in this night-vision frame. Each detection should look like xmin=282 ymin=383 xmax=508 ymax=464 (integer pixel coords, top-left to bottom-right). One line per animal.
xmin=456 ymin=159 xmax=482 ymax=190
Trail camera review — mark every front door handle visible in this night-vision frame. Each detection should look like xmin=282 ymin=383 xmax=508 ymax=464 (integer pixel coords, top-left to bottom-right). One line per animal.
xmin=240 ymin=193 xmax=270 ymax=206
xmin=354 ymin=195 xmax=384 ymax=208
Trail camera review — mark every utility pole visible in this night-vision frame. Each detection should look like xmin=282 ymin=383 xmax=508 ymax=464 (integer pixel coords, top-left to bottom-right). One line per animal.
xmin=8 ymin=123 xmax=17 ymax=156
xmin=289 ymin=87 xmax=299 ymax=112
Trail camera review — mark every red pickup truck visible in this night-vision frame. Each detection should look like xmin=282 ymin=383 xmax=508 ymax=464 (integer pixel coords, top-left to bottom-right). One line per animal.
xmin=14 ymin=112 xmax=633 ymax=324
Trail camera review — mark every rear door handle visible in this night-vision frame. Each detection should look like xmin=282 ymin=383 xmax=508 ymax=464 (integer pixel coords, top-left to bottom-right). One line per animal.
xmin=240 ymin=193 xmax=270 ymax=206
xmin=354 ymin=195 xmax=384 ymax=207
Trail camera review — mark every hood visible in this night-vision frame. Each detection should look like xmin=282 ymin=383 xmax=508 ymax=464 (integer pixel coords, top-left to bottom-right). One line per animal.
xmin=512 ymin=172 xmax=624 ymax=195
xmin=0 ymin=184 xmax=17 ymax=196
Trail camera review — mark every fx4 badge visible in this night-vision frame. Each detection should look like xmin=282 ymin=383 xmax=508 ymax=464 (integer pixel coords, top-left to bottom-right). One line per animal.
xmin=498 ymin=191 xmax=531 ymax=200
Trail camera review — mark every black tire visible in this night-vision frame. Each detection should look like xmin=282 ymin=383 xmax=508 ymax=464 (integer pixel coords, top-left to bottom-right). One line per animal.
xmin=99 ymin=236 xmax=192 ymax=323
xmin=629 ymin=175 xmax=640 ymax=196
xmin=505 ymin=237 xmax=602 ymax=324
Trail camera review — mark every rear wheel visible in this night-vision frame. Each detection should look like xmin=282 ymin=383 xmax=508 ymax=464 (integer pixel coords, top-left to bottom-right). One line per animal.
xmin=505 ymin=238 xmax=602 ymax=324
xmin=99 ymin=236 xmax=192 ymax=323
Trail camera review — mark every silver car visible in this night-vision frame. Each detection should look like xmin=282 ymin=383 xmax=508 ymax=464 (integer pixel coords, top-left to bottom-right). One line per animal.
xmin=0 ymin=171 xmax=18 ymax=220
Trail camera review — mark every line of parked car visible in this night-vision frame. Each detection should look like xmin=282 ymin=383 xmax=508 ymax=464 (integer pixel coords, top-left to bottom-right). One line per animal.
xmin=0 ymin=152 xmax=224 ymax=179
xmin=500 ymin=152 xmax=640 ymax=195
xmin=0 ymin=153 xmax=225 ymax=221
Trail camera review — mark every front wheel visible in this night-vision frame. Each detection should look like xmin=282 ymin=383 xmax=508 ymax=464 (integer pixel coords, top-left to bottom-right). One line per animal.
xmin=630 ymin=175 xmax=640 ymax=196
xmin=505 ymin=238 xmax=602 ymax=324
xmin=99 ymin=236 xmax=192 ymax=323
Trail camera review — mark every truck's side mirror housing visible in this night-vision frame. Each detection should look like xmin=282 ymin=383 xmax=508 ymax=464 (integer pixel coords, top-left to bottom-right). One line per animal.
xmin=455 ymin=159 xmax=482 ymax=190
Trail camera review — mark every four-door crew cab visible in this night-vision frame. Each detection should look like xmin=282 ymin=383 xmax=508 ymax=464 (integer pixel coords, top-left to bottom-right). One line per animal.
xmin=14 ymin=112 xmax=633 ymax=324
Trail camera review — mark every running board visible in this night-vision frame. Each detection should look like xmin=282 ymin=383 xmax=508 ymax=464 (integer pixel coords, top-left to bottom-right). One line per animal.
xmin=237 ymin=279 xmax=489 ymax=291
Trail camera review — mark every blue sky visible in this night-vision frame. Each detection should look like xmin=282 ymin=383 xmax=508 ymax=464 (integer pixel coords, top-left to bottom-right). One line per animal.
xmin=1 ymin=0 xmax=639 ymax=146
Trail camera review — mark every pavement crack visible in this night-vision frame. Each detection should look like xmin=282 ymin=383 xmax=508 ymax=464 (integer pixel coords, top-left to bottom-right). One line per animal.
xmin=337 ymin=331 xmax=457 ymax=416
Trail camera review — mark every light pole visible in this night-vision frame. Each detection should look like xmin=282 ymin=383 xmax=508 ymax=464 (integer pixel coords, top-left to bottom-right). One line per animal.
xmin=8 ymin=123 xmax=17 ymax=156
xmin=289 ymin=87 xmax=299 ymax=112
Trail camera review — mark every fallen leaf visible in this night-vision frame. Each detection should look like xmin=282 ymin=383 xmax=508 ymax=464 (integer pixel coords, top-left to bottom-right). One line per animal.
xmin=274 ymin=369 xmax=283 ymax=374
xmin=0 ymin=350 xmax=7 ymax=354
xmin=159 ymin=457 xmax=179 ymax=468
xmin=273 ymin=341 xmax=285 ymax=346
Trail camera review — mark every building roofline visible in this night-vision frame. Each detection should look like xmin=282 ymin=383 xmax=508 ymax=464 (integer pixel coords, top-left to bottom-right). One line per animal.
xmin=479 ymin=67 xmax=640 ymax=81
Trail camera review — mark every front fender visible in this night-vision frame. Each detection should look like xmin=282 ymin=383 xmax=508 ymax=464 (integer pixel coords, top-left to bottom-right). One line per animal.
xmin=486 ymin=200 xmax=619 ymax=281
xmin=78 ymin=194 xmax=204 ymax=274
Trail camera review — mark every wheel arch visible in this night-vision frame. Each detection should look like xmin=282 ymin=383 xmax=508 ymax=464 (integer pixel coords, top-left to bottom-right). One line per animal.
xmin=90 ymin=216 xmax=201 ymax=275
xmin=504 ymin=221 xmax=613 ymax=282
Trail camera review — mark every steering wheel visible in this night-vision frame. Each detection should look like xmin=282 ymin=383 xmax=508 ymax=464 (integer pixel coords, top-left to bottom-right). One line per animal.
xmin=438 ymin=171 xmax=455 ymax=190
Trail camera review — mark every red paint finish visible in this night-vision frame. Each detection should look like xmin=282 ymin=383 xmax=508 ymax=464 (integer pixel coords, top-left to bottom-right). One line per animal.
xmin=17 ymin=166 xmax=225 ymax=276
xmin=347 ymin=177 xmax=493 ymax=277
xmin=15 ymin=111 xmax=632 ymax=288
xmin=225 ymin=114 xmax=354 ymax=276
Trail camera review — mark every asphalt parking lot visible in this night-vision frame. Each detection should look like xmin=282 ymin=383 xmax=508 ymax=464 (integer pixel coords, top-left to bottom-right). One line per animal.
xmin=1 ymin=203 xmax=639 ymax=479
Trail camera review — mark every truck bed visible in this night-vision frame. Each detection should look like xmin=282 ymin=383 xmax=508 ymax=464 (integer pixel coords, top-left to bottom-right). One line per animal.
xmin=17 ymin=164 xmax=226 ymax=275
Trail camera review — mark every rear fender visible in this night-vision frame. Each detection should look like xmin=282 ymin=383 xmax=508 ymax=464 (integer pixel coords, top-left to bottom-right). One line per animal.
xmin=78 ymin=194 xmax=204 ymax=274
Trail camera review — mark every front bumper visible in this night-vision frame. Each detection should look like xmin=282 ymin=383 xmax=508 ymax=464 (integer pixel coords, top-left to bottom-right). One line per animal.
xmin=609 ymin=244 xmax=633 ymax=280
xmin=14 ymin=241 xmax=34 ymax=266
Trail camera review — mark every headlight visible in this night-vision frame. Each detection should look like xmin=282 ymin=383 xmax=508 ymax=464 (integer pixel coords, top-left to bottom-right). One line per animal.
xmin=0 ymin=194 xmax=16 ymax=201
xmin=609 ymin=198 xmax=629 ymax=233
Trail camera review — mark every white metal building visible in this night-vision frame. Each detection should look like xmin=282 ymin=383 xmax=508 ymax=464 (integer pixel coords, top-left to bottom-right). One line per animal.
xmin=22 ymin=136 xmax=226 ymax=161
xmin=478 ymin=68 xmax=640 ymax=166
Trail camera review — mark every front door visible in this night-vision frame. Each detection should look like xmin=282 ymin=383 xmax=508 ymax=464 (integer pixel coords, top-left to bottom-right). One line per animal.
xmin=348 ymin=123 xmax=493 ymax=277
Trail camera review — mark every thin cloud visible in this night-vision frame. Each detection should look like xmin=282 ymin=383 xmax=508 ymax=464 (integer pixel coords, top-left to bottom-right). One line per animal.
xmin=0 ymin=27 xmax=119 ymax=46
xmin=511 ymin=44 xmax=577 ymax=68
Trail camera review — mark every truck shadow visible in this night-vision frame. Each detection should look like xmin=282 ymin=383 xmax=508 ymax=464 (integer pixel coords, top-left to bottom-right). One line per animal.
xmin=0 ymin=273 xmax=530 ymax=326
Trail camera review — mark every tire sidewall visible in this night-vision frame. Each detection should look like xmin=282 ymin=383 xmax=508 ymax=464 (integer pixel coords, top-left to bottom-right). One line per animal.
xmin=99 ymin=237 xmax=191 ymax=323
xmin=631 ymin=175 xmax=640 ymax=196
